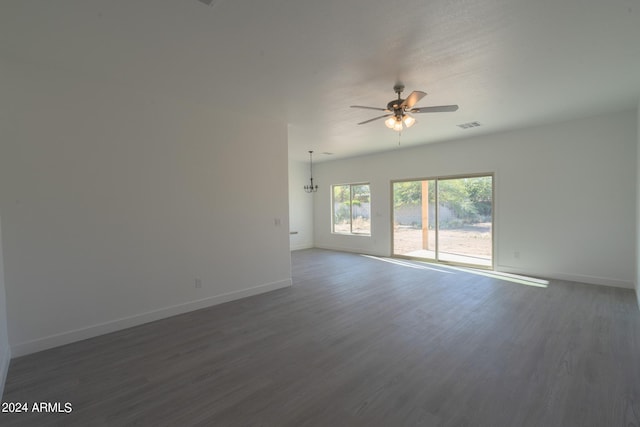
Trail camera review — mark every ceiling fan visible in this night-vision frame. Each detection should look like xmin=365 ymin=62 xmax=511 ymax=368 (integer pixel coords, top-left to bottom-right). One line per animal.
xmin=351 ymin=84 xmax=459 ymax=132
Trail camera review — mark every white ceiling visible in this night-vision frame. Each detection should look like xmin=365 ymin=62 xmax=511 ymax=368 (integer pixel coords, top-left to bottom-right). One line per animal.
xmin=2 ymin=0 xmax=639 ymax=162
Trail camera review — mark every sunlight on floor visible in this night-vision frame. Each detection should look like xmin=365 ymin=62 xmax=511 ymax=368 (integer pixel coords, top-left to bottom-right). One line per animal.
xmin=361 ymin=255 xmax=454 ymax=274
xmin=363 ymin=255 xmax=549 ymax=288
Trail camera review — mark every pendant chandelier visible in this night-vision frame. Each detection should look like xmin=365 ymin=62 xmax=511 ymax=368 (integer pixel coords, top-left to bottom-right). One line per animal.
xmin=304 ymin=150 xmax=318 ymax=193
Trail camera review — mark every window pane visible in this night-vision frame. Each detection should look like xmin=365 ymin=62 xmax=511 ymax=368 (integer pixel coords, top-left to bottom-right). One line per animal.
xmin=351 ymin=184 xmax=370 ymax=234
xmin=437 ymin=176 xmax=492 ymax=267
xmin=393 ymin=180 xmax=435 ymax=258
xmin=333 ymin=185 xmax=351 ymax=233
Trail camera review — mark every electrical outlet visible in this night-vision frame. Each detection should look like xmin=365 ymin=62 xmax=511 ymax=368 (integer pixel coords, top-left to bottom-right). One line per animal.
xmin=195 ymin=278 xmax=202 ymax=289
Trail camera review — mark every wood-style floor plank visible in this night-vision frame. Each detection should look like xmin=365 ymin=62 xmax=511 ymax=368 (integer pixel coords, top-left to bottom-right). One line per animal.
xmin=2 ymin=248 xmax=639 ymax=426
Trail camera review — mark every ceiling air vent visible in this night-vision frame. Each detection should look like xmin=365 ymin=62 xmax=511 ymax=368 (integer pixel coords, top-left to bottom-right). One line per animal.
xmin=457 ymin=121 xmax=481 ymax=129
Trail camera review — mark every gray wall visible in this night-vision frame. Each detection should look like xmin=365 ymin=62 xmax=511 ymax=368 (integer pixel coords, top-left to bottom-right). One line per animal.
xmin=0 ymin=216 xmax=10 ymax=398
xmin=637 ymin=98 xmax=640 ymax=308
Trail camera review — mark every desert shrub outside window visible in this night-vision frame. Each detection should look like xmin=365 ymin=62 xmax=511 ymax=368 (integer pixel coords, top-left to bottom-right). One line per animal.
xmin=332 ymin=183 xmax=371 ymax=235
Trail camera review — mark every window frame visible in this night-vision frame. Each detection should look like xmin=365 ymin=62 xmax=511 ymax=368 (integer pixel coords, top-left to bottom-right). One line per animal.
xmin=331 ymin=182 xmax=371 ymax=236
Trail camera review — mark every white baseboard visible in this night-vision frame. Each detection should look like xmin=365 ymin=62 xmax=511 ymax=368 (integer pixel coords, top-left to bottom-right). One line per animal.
xmin=0 ymin=345 xmax=10 ymax=400
xmin=314 ymin=244 xmax=388 ymax=257
xmin=11 ymin=279 xmax=292 ymax=358
xmin=290 ymin=243 xmax=313 ymax=251
xmin=496 ymin=265 xmax=634 ymax=289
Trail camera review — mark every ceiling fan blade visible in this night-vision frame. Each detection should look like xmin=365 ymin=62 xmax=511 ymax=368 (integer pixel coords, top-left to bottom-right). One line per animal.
xmin=411 ymin=105 xmax=459 ymax=113
xmin=351 ymin=105 xmax=389 ymax=112
xmin=401 ymin=91 xmax=427 ymax=109
xmin=357 ymin=114 xmax=392 ymax=125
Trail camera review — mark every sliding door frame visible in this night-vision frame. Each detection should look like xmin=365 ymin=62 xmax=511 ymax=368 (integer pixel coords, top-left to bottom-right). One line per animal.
xmin=391 ymin=172 xmax=495 ymax=270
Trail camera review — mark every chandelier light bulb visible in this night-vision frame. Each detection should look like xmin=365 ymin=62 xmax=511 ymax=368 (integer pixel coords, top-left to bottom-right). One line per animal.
xmin=403 ymin=114 xmax=416 ymax=128
xmin=384 ymin=117 xmax=396 ymax=129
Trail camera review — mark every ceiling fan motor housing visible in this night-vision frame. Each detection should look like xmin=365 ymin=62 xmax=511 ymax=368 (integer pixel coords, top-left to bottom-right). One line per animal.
xmin=389 ymin=83 xmax=405 ymax=113
xmin=387 ymin=99 xmax=404 ymax=112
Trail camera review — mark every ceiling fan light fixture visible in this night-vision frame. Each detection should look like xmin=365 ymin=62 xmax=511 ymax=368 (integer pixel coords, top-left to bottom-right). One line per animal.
xmin=403 ymin=114 xmax=416 ymax=128
xmin=392 ymin=119 xmax=403 ymax=132
xmin=384 ymin=116 xmax=397 ymax=129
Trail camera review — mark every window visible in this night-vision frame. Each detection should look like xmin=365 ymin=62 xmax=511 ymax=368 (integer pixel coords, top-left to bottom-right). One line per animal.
xmin=332 ymin=183 xmax=371 ymax=235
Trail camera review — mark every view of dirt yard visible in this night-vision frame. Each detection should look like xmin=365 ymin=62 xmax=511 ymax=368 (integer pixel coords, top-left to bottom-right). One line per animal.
xmin=393 ymin=223 xmax=492 ymax=258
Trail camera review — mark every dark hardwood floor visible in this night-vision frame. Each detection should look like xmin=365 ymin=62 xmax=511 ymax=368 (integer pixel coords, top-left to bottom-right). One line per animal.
xmin=2 ymin=249 xmax=639 ymax=426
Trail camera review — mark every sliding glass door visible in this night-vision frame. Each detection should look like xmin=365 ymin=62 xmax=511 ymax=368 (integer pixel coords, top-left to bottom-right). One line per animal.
xmin=392 ymin=174 xmax=493 ymax=268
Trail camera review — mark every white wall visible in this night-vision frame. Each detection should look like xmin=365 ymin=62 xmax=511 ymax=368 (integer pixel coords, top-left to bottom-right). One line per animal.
xmin=0 ymin=64 xmax=292 ymax=357
xmin=288 ymin=160 xmax=314 ymax=250
xmin=0 ymin=216 xmax=11 ymax=398
xmin=314 ymin=109 xmax=637 ymax=289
